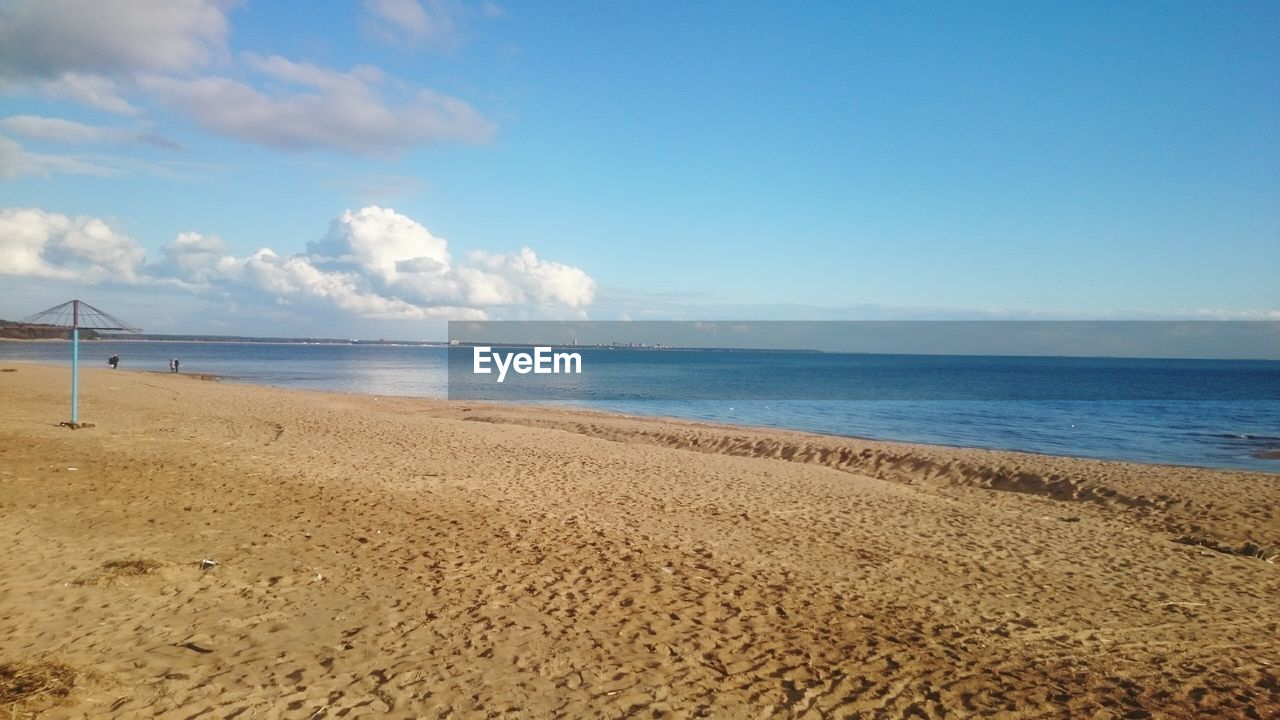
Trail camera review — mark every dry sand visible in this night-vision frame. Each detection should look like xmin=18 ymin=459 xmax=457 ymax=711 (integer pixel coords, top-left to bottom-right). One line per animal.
xmin=0 ymin=362 xmax=1276 ymax=718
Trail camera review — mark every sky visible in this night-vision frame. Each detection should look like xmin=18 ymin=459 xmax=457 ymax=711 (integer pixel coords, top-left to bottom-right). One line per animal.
xmin=0 ymin=0 xmax=1277 ymax=339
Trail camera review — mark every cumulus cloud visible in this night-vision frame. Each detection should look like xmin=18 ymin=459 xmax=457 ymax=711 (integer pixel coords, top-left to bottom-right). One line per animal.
xmin=462 ymin=248 xmax=597 ymax=308
xmin=217 ymin=247 xmax=480 ymax=319
xmin=158 ymin=231 xmax=227 ymax=283
xmin=300 ymin=207 xmax=595 ymax=312
xmin=0 ymin=206 xmax=596 ymax=321
xmin=0 ymin=207 xmax=146 ymax=281
xmin=308 ymin=205 xmax=451 ymax=282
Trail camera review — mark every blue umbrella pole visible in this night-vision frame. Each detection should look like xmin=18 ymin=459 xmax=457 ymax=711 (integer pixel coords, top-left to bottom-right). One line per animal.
xmin=71 ymin=327 xmax=79 ymax=424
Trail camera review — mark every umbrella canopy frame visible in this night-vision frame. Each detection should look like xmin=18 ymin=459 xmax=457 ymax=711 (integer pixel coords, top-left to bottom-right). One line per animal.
xmin=19 ymin=299 xmax=143 ymax=427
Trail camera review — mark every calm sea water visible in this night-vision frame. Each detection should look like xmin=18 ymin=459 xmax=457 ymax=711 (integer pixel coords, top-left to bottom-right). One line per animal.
xmin=3 ymin=340 xmax=1278 ymax=472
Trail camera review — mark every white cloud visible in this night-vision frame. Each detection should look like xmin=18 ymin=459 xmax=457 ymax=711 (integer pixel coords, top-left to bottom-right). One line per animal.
xmin=309 ymin=206 xmax=451 ymax=282
xmin=30 ymin=73 xmax=139 ymax=115
xmin=362 ymin=0 xmax=459 ymax=50
xmin=0 ymin=2 xmax=493 ymax=156
xmin=1185 ymin=308 xmax=1280 ymax=320
xmin=139 ymin=56 xmax=494 ymax=155
xmin=465 ymin=248 xmax=596 ymax=309
xmin=0 ymin=207 xmax=146 ymax=281
xmin=1 ymin=114 xmax=181 ymax=150
xmin=158 ymin=231 xmax=227 ymax=283
xmin=2 ymin=114 xmax=124 ymax=143
xmin=0 ymin=0 xmax=230 ymax=80
xmin=0 ymin=205 xmax=596 ymax=321
xmin=222 ymin=247 xmax=480 ymax=319
xmin=0 ymin=135 xmax=122 ymax=178
xmin=0 ymin=134 xmax=209 ymax=179
xmin=308 ymin=207 xmax=597 ymax=311
xmin=243 ymin=53 xmax=384 ymax=90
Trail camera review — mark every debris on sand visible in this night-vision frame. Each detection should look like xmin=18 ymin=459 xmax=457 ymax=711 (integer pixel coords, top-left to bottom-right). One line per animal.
xmin=101 ymin=559 xmax=160 ymax=574
xmin=0 ymin=659 xmax=77 ymax=706
xmin=1175 ymin=535 xmax=1278 ymax=561
xmin=73 ymin=558 xmax=162 ymax=586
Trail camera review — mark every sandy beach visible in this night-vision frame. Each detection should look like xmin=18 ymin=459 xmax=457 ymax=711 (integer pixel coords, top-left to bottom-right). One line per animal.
xmin=1 ymin=362 xmax=1277 ymax=718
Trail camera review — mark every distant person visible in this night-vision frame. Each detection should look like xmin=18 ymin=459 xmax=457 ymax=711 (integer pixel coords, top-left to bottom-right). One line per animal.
xmin=173 ymin=357 xmax=180 ymax=373
xmin=108 ymin=354 xmax=119 ymax=369
xmin=168 ymin=358 xmax=175 ymax=373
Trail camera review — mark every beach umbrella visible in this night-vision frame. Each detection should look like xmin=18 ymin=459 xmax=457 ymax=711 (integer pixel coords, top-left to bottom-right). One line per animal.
xmin=19 ymin=299 xmax=142 ymax=428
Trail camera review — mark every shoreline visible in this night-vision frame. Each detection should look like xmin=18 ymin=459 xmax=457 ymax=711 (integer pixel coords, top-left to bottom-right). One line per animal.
xmin=3 ymin=357 xmax=1277 ymax=475
xmin=0 ymin=337 xmax=433 ymax=347
xmin=4 ymin=335 xmax=1279 ymax=363
xmin=1 ymin=363 xmax=1277 ymax=717
xmin=3 ymin=360 xmax=1278 ymax=551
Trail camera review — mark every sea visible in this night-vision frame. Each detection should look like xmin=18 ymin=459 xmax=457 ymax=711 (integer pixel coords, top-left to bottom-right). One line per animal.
xmin=2 ymin=339 xmax=1278 ymax=473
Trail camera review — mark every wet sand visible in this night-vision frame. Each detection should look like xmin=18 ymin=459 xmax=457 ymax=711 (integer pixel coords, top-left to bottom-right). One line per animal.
xmin=1 ymin=363 xmax=1277 ymax=718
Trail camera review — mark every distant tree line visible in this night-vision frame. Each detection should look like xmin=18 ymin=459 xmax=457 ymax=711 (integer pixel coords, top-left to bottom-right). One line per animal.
xmin=0 ymin=321 xmax=443 ymax=344
xmin=0 ymin=320 xmax=101 ymax=340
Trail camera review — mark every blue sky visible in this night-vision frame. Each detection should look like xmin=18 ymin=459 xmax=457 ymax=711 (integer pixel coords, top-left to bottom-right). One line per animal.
xmin=1 ymin=1 xmax=1277 ymax=338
